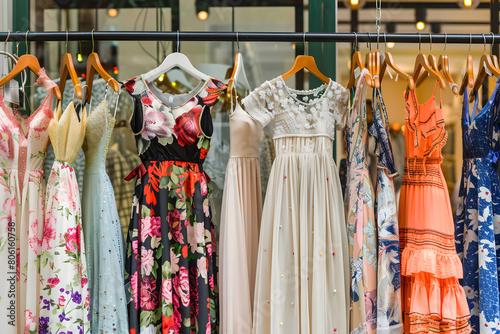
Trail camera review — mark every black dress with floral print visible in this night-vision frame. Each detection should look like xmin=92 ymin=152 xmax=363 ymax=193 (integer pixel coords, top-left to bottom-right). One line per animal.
xmin=123 ymin=75 xmax=226 ymax=334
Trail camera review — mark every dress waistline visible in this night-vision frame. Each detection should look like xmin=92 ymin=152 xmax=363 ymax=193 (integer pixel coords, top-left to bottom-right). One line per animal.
xmin=125 ymin=160 xmax=205 ymax=182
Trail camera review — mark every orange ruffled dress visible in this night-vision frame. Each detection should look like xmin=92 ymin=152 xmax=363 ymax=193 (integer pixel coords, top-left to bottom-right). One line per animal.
xmin=399 ymin=83 xmax=471 ymax=333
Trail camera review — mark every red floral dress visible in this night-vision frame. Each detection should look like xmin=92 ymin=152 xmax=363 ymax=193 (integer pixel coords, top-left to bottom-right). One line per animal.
xmin=123 ymin=75 xmax=226 ymax=334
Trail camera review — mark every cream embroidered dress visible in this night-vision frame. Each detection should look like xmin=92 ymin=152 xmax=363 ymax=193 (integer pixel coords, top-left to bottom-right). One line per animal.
xmin=0 ymin=70 xmax=56 ymax=333
xmin=40 ymin=101 xmax=90 ymax=333
xmin=244 ymin=76 xmax=350 ymax=334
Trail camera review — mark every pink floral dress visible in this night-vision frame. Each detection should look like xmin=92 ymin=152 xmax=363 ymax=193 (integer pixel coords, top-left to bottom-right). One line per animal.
xmin=0 ymin=70 xmax=56 ymax=333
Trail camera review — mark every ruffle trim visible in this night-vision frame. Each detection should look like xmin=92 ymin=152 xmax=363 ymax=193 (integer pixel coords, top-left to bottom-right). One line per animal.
xmin=401 ymin=247 xmax=463 ymax=279
xmin=404 ymin=274 xmax=472 ymax=334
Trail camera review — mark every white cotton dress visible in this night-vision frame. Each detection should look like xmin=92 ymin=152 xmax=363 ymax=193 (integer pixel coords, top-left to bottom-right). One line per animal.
xmin=243 ymin=76 xmax=350 ymax=334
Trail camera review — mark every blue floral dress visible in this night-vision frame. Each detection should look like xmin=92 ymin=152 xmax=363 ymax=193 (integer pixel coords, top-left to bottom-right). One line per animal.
xmin=369 ymin=88 xmax=403 ymax=334
xmin=455 ymin=79 xmax=500 ymax=333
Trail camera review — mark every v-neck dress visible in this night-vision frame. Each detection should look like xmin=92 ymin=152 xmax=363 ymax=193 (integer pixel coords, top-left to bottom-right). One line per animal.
xmin=0 ymin=69 xmax=56 ymax=333
xmin=40 ymin=100 xmax=90 ymax=333
xmin=455 ymin=80 xmax=500 ymax=333
xmin=399 ymin=83 xmax=471 ymax=333
xmin=123 ymin=75 xmax=226 ymax=333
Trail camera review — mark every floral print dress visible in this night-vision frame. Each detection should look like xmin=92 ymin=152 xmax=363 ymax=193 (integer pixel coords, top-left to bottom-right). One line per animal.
xmin=345 ymin=69 xmax=378 ymax=334
xmin=123 ymin=75 xmax=225 ymax=333
xmin=0 ymin=71 xmax=57 ymax=333
xmin=369 ymin=88 xmax=403 ymax=333
xmin=40 ymin=100 xmax=90 ymax=333
xmin=455 ymin=81 xmax=500 ymax=333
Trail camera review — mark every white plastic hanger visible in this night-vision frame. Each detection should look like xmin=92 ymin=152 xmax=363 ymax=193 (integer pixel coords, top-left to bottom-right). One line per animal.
xmin=232 ymin=53 xmax=251 ymax=93
xmin=143 ymin=31 xmax=210 ymax=83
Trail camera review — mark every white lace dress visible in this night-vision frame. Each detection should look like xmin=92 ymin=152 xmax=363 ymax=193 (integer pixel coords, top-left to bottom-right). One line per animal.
xmin=243 ymin=76 xmax=350 ymax=334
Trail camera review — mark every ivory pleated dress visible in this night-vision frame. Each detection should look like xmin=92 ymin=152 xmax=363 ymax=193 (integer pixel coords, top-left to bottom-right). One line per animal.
xmin=244 ymin=76 xmax=350 ymax=334
xmin=220 ymin=95 xmax=263 ymax=334
xmin=399 ymin=83 xmax=471 ymax=333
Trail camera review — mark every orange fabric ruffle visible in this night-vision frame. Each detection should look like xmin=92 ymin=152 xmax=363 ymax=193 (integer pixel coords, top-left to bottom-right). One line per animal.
xmin=401 ymin=248 xmax=463 ymax=279
xmin=403 ymin=273 xmax=472 ymax=334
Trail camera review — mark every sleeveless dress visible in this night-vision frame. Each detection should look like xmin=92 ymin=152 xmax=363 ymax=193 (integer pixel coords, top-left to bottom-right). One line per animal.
xmin=345 ymin=69 xmax=378 ymax=334
xmin=455 ymin=81 xmax=500 ymax=333
xmin=369 ymin=87 xmax=403 ymax=333
xmin=40 ymin=101 xmax=90 ymax=333
xmin=244 ymin=76 xmax=350 ymax=334
xmin=123 ymin=75 xmax=226 ymax=333
xmin=0 ymin=70 xmax=56 ymax=333
xmin=82 ymin=99 xmax=128 ymax=333
xmin=219 ymin=86 xmax=263 ymax=334
xmin=399 ymin=82 xmax=471 ymax=333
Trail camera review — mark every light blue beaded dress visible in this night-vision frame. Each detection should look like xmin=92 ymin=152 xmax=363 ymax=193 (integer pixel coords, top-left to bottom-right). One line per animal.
xmin=81 ymin=96 xmax=128 ymax=333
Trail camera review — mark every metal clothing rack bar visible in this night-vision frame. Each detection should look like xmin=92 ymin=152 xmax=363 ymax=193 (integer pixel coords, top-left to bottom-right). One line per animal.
xmin=1 ymin=31 xmax=500 ymax=44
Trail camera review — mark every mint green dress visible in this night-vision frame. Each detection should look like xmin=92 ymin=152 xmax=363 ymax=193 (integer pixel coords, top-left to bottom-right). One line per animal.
xmin=82 ymin=99 xmax=128 ymax=333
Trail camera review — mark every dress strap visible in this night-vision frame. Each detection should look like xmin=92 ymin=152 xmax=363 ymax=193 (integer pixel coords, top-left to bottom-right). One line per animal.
xmin=463 ymin=88 xmax=470 ymax=125
xmin=431 ymin=80 xmax=443 ymax=109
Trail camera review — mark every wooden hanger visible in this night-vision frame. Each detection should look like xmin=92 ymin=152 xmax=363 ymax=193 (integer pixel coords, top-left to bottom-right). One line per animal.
xmin=347 ymin=51 xmax=373 ymax=89
xmin=59 ymin=53 xmax=82 ymax=99
xmin=459 ymin=55 xmax=474 ymax=95
xmin=412 ymin=54 xmax=447 ymax=90
xmin=437 ymin=54 xmax=459 ymax=95
xmin=380 ymin=51 xmax=415 ymax=90
xmin=281 ymin=55 xmax=329 ymax=83
xmin=470 ymin=53 xmax=500 ymax=102
xmin=84 ymin=52 xmax=120 ymax=105
xmin=0 ymin=55 xmax=62 ymax=100
xmin=365 ymin=51 xmax=381 ymax=88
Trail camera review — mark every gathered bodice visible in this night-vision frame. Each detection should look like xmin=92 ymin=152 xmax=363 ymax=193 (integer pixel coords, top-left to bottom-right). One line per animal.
xmin=242 ymin=76 xmax=348 ymax=141
xmin=82 ymin=101 xmax=116 ymax=173
xmin=462 ymin=80 xmax=500 ymax=161
xmin=124 ymin=75 xmax=226 ymax=164
xmin=229 ymin=103 xmax=263 ymax=158
xmin=404 ymin=83 xmax=447 ymax=161
xmin=49 ymin=101 xmax=87 ymax=164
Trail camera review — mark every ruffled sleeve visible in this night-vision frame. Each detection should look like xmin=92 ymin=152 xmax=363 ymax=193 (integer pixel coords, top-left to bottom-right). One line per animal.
xmin=242 ymin=81 xmax=275 ymax=128
xmin=330 ymin=82 xmax=349 ymax=130
xmin=34 ymin=68 xmax=58 ymax=92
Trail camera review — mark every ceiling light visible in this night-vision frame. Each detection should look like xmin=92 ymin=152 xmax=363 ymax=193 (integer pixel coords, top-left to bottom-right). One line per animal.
xmin=342 ymin=0 xmax=367 ymax=10
xmin=415 ymin=8 xmax=426 ymax=31
xmin=387 ymin=42 xmax=395 ymax=49
xmin=416 ymin=21 xmax=425 ymax=30
xmin=197 ymin=10 xmax=208 ymax=20
xmin=458 ymin=0 xmax=480 ymax=8
xmin=107 ymin=8 xmax=118 ymax=17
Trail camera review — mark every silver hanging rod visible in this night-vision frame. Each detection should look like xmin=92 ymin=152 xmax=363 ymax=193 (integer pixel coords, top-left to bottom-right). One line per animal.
xmin=1 ymin=31 xmax=499 ymax=44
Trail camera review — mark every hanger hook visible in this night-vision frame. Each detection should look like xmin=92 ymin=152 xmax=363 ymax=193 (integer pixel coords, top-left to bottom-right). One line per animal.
xmin=377 ymin=32 xmax=380 ymax=50
xmin=25 ymin=30 xmax=29 ymax=54
xmin=66 ymin=31 xmax=69 ymax=53
xmin=444 ymin=33 xmax=447 ymax=52
xmin=367 ymin=32 xmax=372 ymax=51
xmin=4 ymin=30 xmax=10 ymax=52
xmin=429 ymin=33 xmax=432 ymax=51
xmin=177 ymin=30 xmax=180 ymax=52
xmin=469 ymin=33 xmax=472 ymax=53
xmin=353 ymin=32 xmax=358 ymax=51
xmin=236 ymin=31 xmax=240 ymax=51
xmin=490 ymin=32 xmax=495 ymax=55
xmin=483 ymin=33 xmax=486 ymax=53
xmin=384 ymin=33 xmax=387 ymax=51
xmin=418 ymin=33 xmax=421 ymax=52
xmin=91 ymin=29 xmax=95 ymax=53
xmin=303 ymin=32 xmax=308 ymax=56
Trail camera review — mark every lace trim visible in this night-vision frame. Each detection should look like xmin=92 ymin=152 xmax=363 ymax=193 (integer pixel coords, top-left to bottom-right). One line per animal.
xmin=350 ymin=322 xmax=368 ymax=334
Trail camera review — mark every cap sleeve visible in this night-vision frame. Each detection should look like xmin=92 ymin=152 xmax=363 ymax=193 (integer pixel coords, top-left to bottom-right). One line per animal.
xmin=329 ymin=82 xmax=349 ymax=130
xmin=242 ymin=81 xmax=275 ymax=127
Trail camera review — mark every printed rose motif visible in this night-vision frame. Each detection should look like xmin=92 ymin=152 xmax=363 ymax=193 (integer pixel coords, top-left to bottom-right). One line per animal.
xmin=199 ymin=147 xmax=208 ymax=160
xmin=41 ymin=217 xmax=56 ymax=252
xmin=202 ymin=79 xmax=225 ymax=105
xmin=173 ymin=105 xmax=203 ymax=147
xmin=200 ymin=174 xmax=208 ymax=196
xmin=25 ymin=310 xmax=35 ymax=330
xmin=124 ymin=79 xmax=137 ymax=93
xmin=141 ymin=247 xmax=155 ymax=276
xmin=81 ymin=277 xmax=88 ymax=288
xmin=187 ymin=223 xmax=205 ymax=254
xmin=206 ymin=244 xmax=212 ymax=257
xmin=173 ymin=266 xmax=190 ymax=307
xmin=170 ymin=248 xmax=180 ymax=275
xmin=140 ymin=276 xmax=158 ymax=310
xmin=169 ymin=210 xmax=184 ymax=244
xmin=64 ymin=226 xmax=81 ymax=253
xmin=162 ymin=314 xmax=177 ymax=333
xmin=141 ymin=216 xmax=162 ymax=241
xmin=162 ymin=278 xmax=173 ymax=304
xmin=58 ymin=295 xmax=66 ymax=307
xmin=198 ymin=257 xmax=207 ymax=280
xmin=142 ymin=106 xmax=175 ymax=140
xmin=47 ymin=277 xmax=60 ymax=288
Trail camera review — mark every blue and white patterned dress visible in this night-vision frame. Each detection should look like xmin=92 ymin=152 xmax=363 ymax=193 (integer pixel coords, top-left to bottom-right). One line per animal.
xmin=455 ymin=79 xmax=500 ymax=333
xmin=369 ymin=88 xmax=403 ymax=334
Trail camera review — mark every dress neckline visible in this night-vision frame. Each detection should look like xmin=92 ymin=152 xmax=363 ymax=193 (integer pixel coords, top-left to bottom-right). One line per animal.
xmin=464 ymin=76 xmax=500 ymax=125
xmin=139 ymin=74 xmax=210 ymax=110
xmin=277 ymin=75 xmax=332 ymax=107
